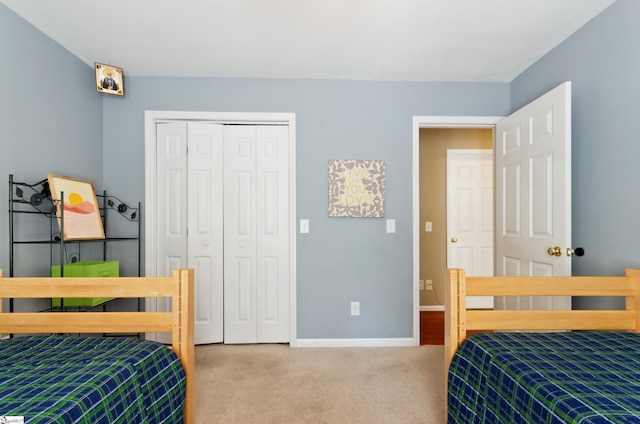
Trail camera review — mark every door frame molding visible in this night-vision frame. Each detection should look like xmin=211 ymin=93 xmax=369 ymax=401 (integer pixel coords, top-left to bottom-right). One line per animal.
xmin=144 ymin=110 xmax=298 ymax=345
xmin=411 ymin=116 xmax=501 ymax=340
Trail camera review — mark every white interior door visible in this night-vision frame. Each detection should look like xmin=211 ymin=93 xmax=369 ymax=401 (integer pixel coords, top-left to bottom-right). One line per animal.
xmin=447 ymin=149 xmax=494 ymax=309
xmin=495 ymin=81 xmax=572 ymax=311
xmin=155 ymin=121 xmax=224 ymax=344
xmin=224 ymin=125 xmax=290 ymax=344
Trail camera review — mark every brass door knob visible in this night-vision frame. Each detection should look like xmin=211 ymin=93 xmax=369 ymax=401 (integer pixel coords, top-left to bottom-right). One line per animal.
xmin=451 ymin=237 xmax=457 ymax=243
xmin=547 ymin=246 xmax=562 ymax=256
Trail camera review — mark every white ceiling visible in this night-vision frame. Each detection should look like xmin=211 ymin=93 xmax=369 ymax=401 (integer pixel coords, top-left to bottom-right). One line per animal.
xmin=2 ymin=0 xmax=615 ymax=82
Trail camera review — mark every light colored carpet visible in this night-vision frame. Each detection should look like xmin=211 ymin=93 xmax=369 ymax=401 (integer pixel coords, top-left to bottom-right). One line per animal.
xmin=195 ymin=344 xmax=445 ymax=424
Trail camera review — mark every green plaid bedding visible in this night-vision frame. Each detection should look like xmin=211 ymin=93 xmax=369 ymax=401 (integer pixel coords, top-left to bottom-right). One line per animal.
xmin=0 ymin=335 xmax=186 ymax=423
xmin=448 ymin=331 xmax=640 ymax=423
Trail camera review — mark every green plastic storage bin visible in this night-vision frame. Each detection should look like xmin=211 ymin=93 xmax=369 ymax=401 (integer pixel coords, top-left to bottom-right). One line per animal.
xmin=51 ymin=261 xmax=119 ymax=307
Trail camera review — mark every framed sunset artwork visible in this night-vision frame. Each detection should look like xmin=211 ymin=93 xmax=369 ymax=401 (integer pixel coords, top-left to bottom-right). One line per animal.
xmin=47 ymin=174 xmax=105 ymax=240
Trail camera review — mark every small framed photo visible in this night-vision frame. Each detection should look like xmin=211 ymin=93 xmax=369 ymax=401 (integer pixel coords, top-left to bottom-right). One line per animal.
xmin=95 ymin=62 xmax=124 ymax=96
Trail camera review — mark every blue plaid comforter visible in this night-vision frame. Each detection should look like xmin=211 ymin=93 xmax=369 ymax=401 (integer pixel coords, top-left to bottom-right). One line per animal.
xmin=0 ymin=335 xmax=186 ymax=423
xmin=448 ymin=331 xmax=640 ymax=424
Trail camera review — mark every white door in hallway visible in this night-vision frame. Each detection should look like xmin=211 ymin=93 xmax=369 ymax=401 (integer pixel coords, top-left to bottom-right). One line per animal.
xmin=446 ymin=149 xmax=494 ymax=309
xmin=495 ymin=81 xmax=572 ymax=311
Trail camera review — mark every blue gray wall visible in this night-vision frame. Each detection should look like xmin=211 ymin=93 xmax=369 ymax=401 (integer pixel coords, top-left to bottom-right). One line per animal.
xmin=511 ymin=0 xmax=639 ymax=309
xmin=0 ymin=5 xmax=102 ymax=280
xmin=103 ymin=79 xmax=508 ymax=339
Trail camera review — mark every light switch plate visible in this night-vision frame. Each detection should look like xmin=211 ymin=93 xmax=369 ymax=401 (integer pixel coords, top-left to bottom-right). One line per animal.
xmin=300 ymin=219 xmax=309 ymax=233
xmin=386 ymin=219 xmax=396 ymax=233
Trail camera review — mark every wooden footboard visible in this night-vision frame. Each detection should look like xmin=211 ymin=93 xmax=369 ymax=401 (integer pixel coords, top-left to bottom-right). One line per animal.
xmin=445 ymin=268 xmax=640 ymax=384
xmin=0 ymin=268 xmax=195 ymax=424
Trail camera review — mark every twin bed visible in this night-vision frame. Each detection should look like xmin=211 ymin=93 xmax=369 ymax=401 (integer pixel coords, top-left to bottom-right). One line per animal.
xmin=0 ymin=268 xmax=194 ymax=423
xmin=8 ymin=265 xmax=639 ymax=422
xmin=445 ymin=268 xmax=640 ymax=423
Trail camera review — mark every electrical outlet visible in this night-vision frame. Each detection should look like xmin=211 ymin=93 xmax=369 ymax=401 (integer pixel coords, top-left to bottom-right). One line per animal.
xmin=350 ymin=301 xmax=360 ymax=316
xmin=425 ymin=280 xmax=433 ymax=290
xmin=419 ymin=280 xmax=425 ymax=290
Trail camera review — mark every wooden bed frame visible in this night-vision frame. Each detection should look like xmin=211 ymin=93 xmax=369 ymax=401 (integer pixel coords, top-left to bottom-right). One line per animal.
xmin=0 ymin=268 xmax=195 ymax=424
xmin=444 ymin=267 xmax=640 ymax=421
xmin=445 ymin=267 xmax=640 ymax=387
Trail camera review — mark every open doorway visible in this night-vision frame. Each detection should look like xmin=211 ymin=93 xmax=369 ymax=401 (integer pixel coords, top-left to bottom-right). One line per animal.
xmin=420 ymin=128 xmax=493 ymax=307
xmin=412 ymin=116 xmax=500 ymax=345
xmin=418 ymin=128 xmax=492 ymax=344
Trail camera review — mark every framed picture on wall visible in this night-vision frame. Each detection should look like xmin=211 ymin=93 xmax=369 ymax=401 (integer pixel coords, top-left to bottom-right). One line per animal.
xmin=328 ymin=159 xmax=386 ymax=217
xmin=94 ymin=62 xmax=124 ymax=96
xmin=47 ymin=174 xmax=105 ymax=240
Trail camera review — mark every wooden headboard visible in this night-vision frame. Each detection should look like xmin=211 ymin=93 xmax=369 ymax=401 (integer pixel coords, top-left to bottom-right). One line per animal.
xmin=444 ymin=268 xmax=640 ymax=378
xmin=0 ymin=268 xmax=195 ymax=424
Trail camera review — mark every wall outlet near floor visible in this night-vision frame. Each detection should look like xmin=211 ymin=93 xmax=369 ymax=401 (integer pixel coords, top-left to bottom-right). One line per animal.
xmin=350 ymin=301 xmax=360 ymax=316
xmin=425 ymin=280 xmax=433 ymax=290
xmin=419 ymin=280 xmax=425 ymax=290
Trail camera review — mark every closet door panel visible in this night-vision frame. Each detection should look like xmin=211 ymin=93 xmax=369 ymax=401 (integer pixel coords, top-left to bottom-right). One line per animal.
xmin=256 ymin=126 xmax=290 ymax=343
xmin=224 ymin=126 xmax=258 ymax=344
xmin=155 ymin=122 xmax=188 ymax=344
xmin=187 ymin=122 xmax=224 ymax=344
xmin=157 ymin=123 xmax=188 ymax=273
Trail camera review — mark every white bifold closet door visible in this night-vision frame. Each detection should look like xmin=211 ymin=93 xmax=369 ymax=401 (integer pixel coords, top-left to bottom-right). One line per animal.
xmin=223 ymin=125 xmax=290 ymax=344
xmin=155 ymin=121 xmax=289 ymax=345
xmin=156 ymin=121 xmax=224 ymax=345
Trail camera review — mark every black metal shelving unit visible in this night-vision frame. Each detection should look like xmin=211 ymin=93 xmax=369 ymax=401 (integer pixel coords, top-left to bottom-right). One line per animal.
xmin=8 ymin=174 xmax=142 ymax=313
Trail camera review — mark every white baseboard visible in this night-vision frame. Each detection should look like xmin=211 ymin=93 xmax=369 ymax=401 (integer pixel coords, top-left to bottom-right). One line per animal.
xmin=420 ymin=305 xmax=444 ymax=311
xmin=292 ymin=338 xmax=417 ymax=348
